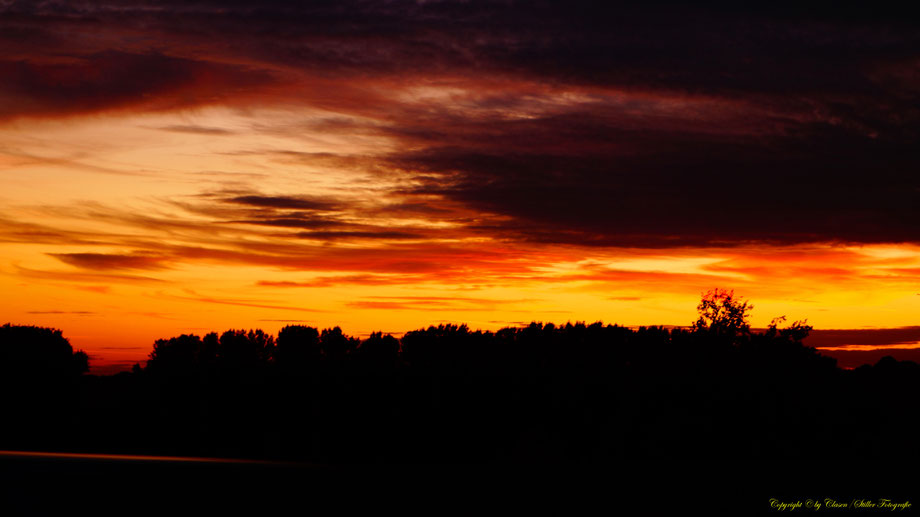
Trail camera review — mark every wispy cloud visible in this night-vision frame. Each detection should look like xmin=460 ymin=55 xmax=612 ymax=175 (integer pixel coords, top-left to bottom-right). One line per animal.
xmin=161 ymin=290 xmax=327 ymax=313
xmin=346 ymin=295 xmax=535 ymax=311
xmin=151 ymin=125 xmax=236 ymax=135
xmin=14 ymin=265 xmax=166 ymax=284
xmin=49 ymin=252 xmax=170 ymax=271
xmin=26 ymin=310 xmax=96 ymax=315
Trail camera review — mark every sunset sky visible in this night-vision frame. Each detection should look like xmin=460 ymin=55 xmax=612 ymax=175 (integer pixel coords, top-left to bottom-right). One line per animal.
xmin=3 ymin=1 xmax=920 ymax=373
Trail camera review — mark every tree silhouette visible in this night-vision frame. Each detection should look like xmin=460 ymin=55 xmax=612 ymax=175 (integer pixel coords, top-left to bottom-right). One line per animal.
xmin=693 ymin=288 xmax=752 ymax=339
xmin=147 ymin=334 xmax=203 ymax=374
xmin=357 ymin=331 xmax=399 ymax=369
xmin=0 ymin=324 xmax=88 ymax=453
xmin=764 ymin=316 xmax=812 ymax=342
xmin=401 ymin=323 xmax=487 ymax=372
xmin=7 ymin=294 xmax=920 ymax=464
xmin=320 ymin=326 xmax=358 ymax=364
xmin=0 ymin=323 xmax=89 ymax=378
xmin=217 ymin=329 xmax=274 ymax=368
xmin=276 ymin=325 xmax=321 ymax=368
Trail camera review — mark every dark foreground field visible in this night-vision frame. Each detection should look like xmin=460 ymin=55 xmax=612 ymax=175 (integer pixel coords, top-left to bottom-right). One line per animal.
xmin=1 ymin=452 xmax=916 ymax=515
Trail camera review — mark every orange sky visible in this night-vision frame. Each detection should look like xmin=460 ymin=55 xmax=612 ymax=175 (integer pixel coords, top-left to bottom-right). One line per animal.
xmin=3 ymin=108 xmax=919 ymax=372
xmin=3 ymin=2 xmax=920 ymax=373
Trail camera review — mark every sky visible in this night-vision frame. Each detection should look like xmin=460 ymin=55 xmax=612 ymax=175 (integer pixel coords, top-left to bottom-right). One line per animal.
xmin=2 ymin=1 xmax=920 ymax=373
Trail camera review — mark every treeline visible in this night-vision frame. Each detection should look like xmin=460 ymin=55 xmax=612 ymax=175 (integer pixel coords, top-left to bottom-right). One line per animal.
xmin=1 ymin=317 xmax=918 ymax=462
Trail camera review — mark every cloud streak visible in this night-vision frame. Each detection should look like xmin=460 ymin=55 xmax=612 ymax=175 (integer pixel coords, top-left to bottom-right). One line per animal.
xmin=49 ymin=253 xmax=170 ymax=271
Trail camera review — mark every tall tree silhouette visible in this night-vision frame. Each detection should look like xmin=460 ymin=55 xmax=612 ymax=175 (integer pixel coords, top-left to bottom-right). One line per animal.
xmin=693 ymin=288 xmax=752 ymax=339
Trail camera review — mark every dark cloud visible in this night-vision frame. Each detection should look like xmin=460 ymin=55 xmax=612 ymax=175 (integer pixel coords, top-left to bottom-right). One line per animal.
xmin=294 ymin=230 xmax=419 ymax=241
xmin=817 ymin=348 xmax=920 ymax=370
xmin=49 ymin=252 xmax=169 ymax=270
xmin=7 ymin=2 xmax=918 ymax=99
xmin=153 ymin=125 xmax=235 ymax=135
xmin=201 ymin=192 xmax=435 ymax=242
xmin=0 ymin=51 xmax=275 ymax=119
xmin=8 ymin=1 xmax=915 ymax=89
xmin=392 ymin=105 xmax=920 ymax=247
xmin=26 ymin=310 xmax=96 ymax=315
xmin=805 ymin=327 xmax=920 ymax=368
xmin=235 ymin=217 xmax=346 ymax=230
xmin=806 ymin=327 xmax=920 ymax=348
xmin=3 ymin=196 xmax=532 ymax=281
xmin=225 ymin=195 xmax=340 ymax=211
xmin=2 ymin=1 xmax=920 ymax=247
